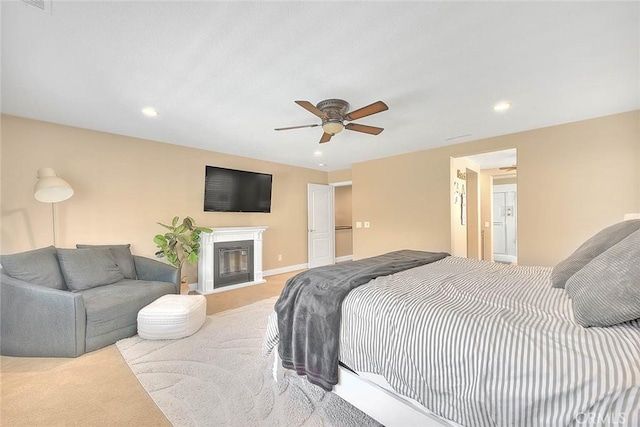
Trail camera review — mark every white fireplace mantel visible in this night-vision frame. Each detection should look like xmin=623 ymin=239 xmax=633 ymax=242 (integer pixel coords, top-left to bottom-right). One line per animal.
xmin=197 ymin=226 xmax=267 ymax=294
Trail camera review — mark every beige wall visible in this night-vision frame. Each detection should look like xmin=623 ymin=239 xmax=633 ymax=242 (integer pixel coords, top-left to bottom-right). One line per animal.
xmin=465 ymin=168 xmax=480 ymax=260
xmin=328 ymin=169 xmax=352 ymax=183
xmin=334 ymin=185 xmax=353 ymax=258
xmin=353 ymin=110 xmax=640 ymax=266
xmin=3 ymin=111 xmax=638 ymax=273
xmin=0 ymin=115 xmax=327 ymax=280
xmin=450 ymin=157 xmax=480 ymax=257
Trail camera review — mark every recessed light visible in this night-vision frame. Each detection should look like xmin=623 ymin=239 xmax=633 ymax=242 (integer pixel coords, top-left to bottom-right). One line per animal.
xmin=142 ymin=107 xmax=159 ymax=117
xmin=494 ymin=102 xmax=511 ymax=112
xmin=318 ymin=163 xmax=326 ymax=167
xmin=314 ymin=150 xmax=323 ymax=158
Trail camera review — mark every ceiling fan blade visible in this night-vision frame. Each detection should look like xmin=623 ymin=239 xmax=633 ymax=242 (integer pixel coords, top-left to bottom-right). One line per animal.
xmin=345 ymin=123 xmax=384 ymax=135
xmin=344 ymin=101 xmax=388 ymax=121
xmin=295 ymin=100 xmax=328 ymax=119
xmin=274 ymin=124 xmax=320 ymax=131
xmin=319 ymin=132 xmax=333 ymax=144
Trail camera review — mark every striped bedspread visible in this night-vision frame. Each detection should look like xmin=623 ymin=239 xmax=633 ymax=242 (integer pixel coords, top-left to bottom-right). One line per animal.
xmin=263 ymin=257 xmax=640 ymax=426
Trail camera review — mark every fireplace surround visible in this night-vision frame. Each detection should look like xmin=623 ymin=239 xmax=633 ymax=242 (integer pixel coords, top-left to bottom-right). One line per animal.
xmin=197 ymin=226 xmax=267 ymax=294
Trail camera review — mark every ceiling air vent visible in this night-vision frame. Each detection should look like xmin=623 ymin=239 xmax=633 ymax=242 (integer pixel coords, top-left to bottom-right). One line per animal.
xmin=21 ymin=0 xmax=52 ymax=14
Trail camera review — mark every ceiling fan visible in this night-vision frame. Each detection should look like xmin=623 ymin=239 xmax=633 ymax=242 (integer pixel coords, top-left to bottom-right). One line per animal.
xmin=499 ymin=165 xmax=517 ymax=171
xmin=275 ymin=99 xmax=388 ymax=144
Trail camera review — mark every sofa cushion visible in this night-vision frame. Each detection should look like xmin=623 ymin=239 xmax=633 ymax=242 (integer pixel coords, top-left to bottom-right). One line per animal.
xmin=551 ymin=219 xmax=640 ymax=289
xmin=76 ymin=244 xmax=137 ymax=279
xmin=57 ymin=248 xmax=124 ymax=291
xmin=0 ymin=246 xmax=67 ymax=290
xmin=80 ymin=280 xmax=176 ymax=351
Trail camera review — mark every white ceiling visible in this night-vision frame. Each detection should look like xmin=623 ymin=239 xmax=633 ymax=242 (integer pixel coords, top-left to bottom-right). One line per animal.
xmin=2 ymin=1 xmax=638 ymax=171
xmin=465 ymin=148 xmax=516 ymax=170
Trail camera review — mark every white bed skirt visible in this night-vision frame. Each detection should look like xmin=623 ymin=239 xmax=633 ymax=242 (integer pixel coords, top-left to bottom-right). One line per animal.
xmin=271 ymin=347 xmax=458 ymax=427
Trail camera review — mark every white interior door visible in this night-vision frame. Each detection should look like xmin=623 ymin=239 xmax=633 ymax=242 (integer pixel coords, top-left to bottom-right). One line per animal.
xmin=493 ymin=183 xmax=517 ymax=263
xmin=307 ymin=183 xmax=335 ymax=268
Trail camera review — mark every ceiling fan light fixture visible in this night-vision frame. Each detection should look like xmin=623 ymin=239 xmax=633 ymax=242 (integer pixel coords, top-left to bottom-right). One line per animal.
xmin=322 ymin=120 xmax=344 ymax=135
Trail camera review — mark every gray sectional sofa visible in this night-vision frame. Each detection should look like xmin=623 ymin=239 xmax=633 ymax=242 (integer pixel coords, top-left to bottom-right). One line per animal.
xmin=0 ymin=244 xmax=179 ymax=357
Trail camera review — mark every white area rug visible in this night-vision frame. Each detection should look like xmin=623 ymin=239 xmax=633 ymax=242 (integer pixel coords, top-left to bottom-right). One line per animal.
xmin=116 ymin=297 xmax=380 ymax=426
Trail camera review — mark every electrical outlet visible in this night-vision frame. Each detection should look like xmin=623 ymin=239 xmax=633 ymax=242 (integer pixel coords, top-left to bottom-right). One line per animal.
xmin=277 ymin=254 xmax=282 ymax=261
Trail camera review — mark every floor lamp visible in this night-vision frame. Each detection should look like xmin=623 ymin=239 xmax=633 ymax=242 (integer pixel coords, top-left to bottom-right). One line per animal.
xmin=34 ymin=168 xmax=74 ymax=246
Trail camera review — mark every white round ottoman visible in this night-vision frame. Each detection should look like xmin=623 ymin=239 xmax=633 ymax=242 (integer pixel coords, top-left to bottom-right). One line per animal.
xmin=137 ymin=294 xmax=207 ymax=340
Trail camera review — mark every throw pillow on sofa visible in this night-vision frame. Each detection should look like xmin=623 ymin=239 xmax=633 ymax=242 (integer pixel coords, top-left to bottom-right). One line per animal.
xmin=76 ymin=244 xmax=137 ymax=279
xmin=57 ymin=248 xmax=124 ymax=291
xmin=0 ymin=246 xmax=67 ymax=290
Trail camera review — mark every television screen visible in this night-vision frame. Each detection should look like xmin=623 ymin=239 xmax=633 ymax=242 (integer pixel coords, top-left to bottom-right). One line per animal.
xmin=204 ymin=166 xmax=272 ymax=213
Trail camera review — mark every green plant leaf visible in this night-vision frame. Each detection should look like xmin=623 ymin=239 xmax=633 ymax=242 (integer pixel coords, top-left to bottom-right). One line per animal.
xmin=155 ymin=216 xmax=208 ymax=267
xmin=187 ymin=251 xmax=198 ymax=264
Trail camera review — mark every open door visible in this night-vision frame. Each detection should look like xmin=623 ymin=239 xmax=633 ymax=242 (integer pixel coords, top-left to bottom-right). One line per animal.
xmin=307 ymin=183 xmax=335 ymax=268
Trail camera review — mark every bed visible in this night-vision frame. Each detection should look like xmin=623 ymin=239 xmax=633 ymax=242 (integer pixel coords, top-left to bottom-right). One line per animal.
xmin=263 ymin=222 xmax=640 ymax=426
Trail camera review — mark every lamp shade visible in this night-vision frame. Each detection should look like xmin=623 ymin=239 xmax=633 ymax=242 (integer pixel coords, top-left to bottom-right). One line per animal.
xmin=322 ymin=121 xmax=344 ymax=135
xmin=34 ymin=168 xmax=74 ymax=203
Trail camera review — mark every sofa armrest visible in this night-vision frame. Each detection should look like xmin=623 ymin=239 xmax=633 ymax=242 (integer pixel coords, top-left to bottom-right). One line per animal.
xmin=1 ymin=272 xmax=86 ymax=357
xmin=133 ymin=256 xmax=180 ymax=293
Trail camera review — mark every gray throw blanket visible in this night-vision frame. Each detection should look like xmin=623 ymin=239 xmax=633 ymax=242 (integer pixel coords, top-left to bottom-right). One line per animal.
xmin=275 ymin=249 xmax=449 ymax=390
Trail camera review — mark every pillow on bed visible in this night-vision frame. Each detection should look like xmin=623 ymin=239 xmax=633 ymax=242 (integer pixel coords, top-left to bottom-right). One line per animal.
xmin=550 ymin=219 xmax=640 ymax=289
xmin=565 ymin=229 xmax=640 ymax=327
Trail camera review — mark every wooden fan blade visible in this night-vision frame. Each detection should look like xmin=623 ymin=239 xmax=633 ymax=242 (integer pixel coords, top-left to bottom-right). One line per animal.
xmin=345 ymin=123 xmax=384 ymax=135
xmin=274 ymin=124 xmax=320 ymax=131
xmin=344 ymin=101 xmax=388 ymax=121
xmin=295 ymin=100 xmax=327 ymax=119
xmin=319 ymin=132 xmax=333 ymax=144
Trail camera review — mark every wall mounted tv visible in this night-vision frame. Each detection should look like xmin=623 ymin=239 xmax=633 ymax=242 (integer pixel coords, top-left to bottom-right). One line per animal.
xmin=204 ymin=166 xmax=273 ymax=213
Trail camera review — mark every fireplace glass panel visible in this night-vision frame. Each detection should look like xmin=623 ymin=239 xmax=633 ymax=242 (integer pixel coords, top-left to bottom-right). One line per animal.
xmin=219 ymin=247 xmax=249 ymax=277
xmin=213 ymin=240 xmax=254 ymax=288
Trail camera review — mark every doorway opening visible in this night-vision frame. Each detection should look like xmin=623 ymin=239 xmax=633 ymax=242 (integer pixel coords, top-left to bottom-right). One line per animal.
xmin=307 ymin=181 xmax=353 ymax=269
xmin=333 ymin=182 xmax=353 ymax=263
xmin=451 ymin=148 xmax=517 ymax=264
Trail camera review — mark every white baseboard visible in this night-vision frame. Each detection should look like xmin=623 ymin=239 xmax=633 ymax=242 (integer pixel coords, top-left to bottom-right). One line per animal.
xmin=238 ymin=255 xmax=354 ymax=279
xmin=263 ymin=263 xmax=308 ymax=277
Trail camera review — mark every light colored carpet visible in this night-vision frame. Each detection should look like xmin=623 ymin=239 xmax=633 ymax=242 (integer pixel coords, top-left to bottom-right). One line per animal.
xmin=116 ymin=297 xmax=380 ymax=426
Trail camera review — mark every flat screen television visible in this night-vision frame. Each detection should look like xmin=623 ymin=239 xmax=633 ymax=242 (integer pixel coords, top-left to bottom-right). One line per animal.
xmin=204 ymin=166 xmax=272 ymax=213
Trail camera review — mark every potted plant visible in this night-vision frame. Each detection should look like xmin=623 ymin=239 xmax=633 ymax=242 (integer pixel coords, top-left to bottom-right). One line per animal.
xmin=153 ymin=216 xmax=212 ymax=286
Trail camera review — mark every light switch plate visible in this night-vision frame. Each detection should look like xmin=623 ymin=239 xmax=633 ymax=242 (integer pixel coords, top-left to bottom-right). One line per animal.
xmin=356 ymin=221 xmax=362 ymax=228
xmin=364 ymin=221 xmax=371 ymax=228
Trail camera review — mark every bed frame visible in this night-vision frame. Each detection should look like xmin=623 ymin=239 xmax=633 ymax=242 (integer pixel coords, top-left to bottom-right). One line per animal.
xmin=272 ymin=348 xmax=456 ymax=427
